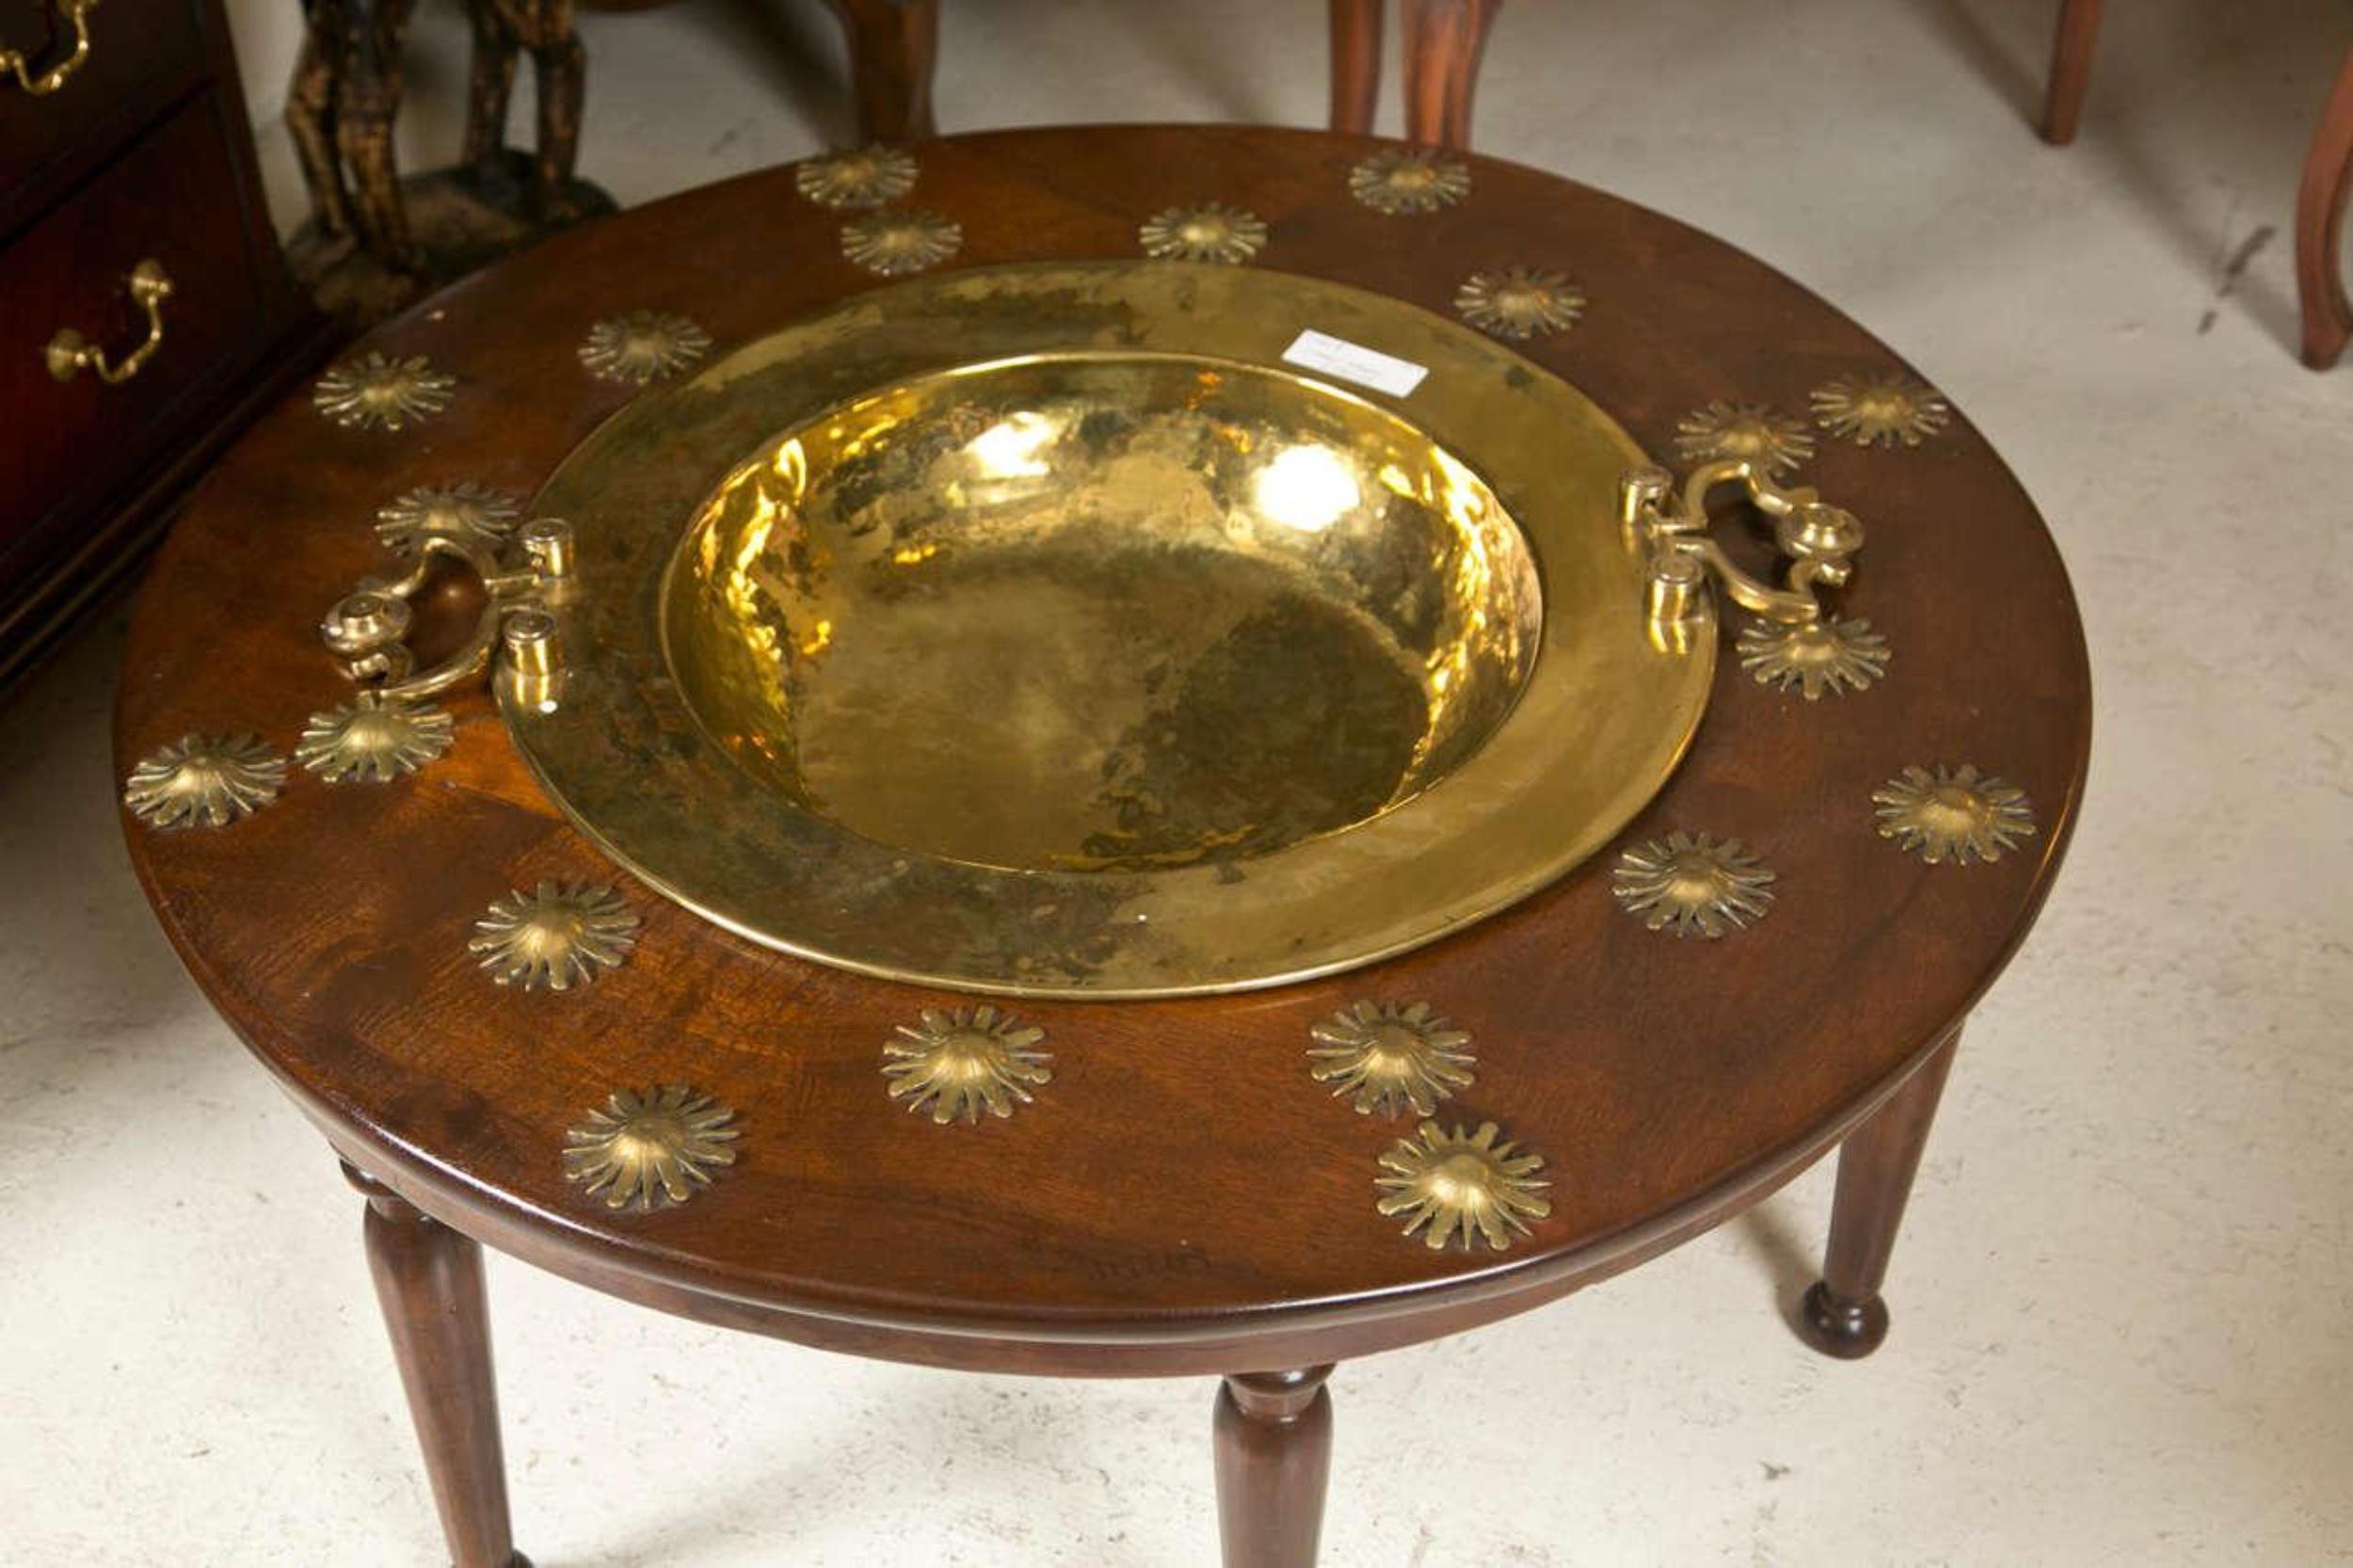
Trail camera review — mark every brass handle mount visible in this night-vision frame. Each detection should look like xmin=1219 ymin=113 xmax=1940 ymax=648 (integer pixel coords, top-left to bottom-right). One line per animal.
xmin=45 ymin=257 xmax=172 ymax=385
xmin=1 ymin=0 xmax=98 ymax=96
xmin=322 ymin=519 xmax=576 ymax=713
xmin=1621 ymin=457 xmax=1865 ymax=637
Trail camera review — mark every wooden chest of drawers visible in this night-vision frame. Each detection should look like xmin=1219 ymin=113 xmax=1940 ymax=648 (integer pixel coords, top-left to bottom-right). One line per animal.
xmin=1 ymin=0 xmax=329 ymax=693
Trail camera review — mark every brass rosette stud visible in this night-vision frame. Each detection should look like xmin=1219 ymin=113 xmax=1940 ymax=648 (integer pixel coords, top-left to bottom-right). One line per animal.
xmin=1453 ymin=267 xmax=1583 ymax=339
xmin=470 ymin=880 xmax=640 ymax=990
xmin=1874 ymin=764 xmax=2036 ymax=865
xmin=1674 ymin=401 xmax=1815 ymax=477
xmin=563 ymin=1086 xmax=739 ymax=1211
xmin=1612 ymin=831 xmax=1776 ymax=937
xmin=1810 ymin=372 xmax=1951 ymax=449
xmin=795 ymin=144 xmax=918 ymax=209
xmin=579 ymin=311 xmax=712 ymax=386
xmin=312 ymin=352 xmax=456 ymax=431
xmin=123 ymin=734 xmax=286 ymax=829
xmin=1307 ymin=1000 xmax=1476 ymax=1118
xmin=1349 ymin=148 xmax=1470 ymax=214
xmin=375 ymin=483 xmax=520 ymax=552
xmin=1375 ymin=1121 xmax=1552 ymax=1252
xmin=1737 ymin=616 xmax=1890 ymax=700
xmin=296 ymin=697 xmax=456 ymax=782
xmin=1139 ymin=203 xmax=1268 ymax=264
xmin=840 ymin=208 xmax=962 ymax=275
xmin=883 ymin=1005 xmax=1053 ymax=1125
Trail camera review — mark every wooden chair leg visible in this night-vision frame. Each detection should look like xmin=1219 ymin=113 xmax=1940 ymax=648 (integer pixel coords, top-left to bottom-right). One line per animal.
xmin=824 ymin=0 xmax=938 ymax=141
xmin=2041 ymin=0 xmax=2103 ymax=145
xmin=2297 ymin=48 xmax=2353 ymax=369
xmin=1214 ymin=1367 xmax=1335 ymax=1568
xmin=1328 ymin=0 xmax=1382 ymax=136
xmin=345 ymin=1164 xmax=530 ymax=1568
xmin=1796 ymin=1032 xmax=1961 ymax=1360
xmin=1401 ymin=0 xmax=1501 ymax=149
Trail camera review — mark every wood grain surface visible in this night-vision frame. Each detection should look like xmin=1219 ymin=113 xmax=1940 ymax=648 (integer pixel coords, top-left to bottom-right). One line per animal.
xmin=116 ymin=124 xmax=2090 ymax=1379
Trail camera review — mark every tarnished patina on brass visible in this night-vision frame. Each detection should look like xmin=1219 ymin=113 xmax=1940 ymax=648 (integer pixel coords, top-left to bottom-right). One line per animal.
xmin=1875 ymin=764 xmax=2036 ymax=865
xmin=1454 ymin=267 xmax=1582 ymax=339
xmin=1139 ymin=202 xmax=1268 ymax=264
xmin=1674 ymin=401 xmax=1814 ymax=477
xmin=563 ymin=1086 xmax=738 ymax=1210
xmin=579 ymin=311 xmax=712 ymax=385
xmin=794 ymin=144 xmax=917 ymax=209
xmin=883 ymin=1005 xmax=1053 ymax=1125
xmin=1612 ymin=831 xmax=1776 ymax=937
xmin=1349 ymin=149 xmax=1469 ymax=214
xmin=376 ymin=482 xmax=520 ymax=552
xmin=506 ymin=261 xmax=1713 ymax=997
xmin=1308 ymin=1000 xmax=1475 ymax=1118
xmin=296 ymin=697 xmax=456 ymax=782
xmin=123 ymin=734 xmax=285 ymax=829
xmin=1738 ymin=616 xmax=1889 ymax=700
xmin=1376 ymin=1120 xmax=1551 ymax=1252
xmin=1621 ymin=457 xmax=1865 ymax=637
xmin=1811 ymin=372 xmax=1950 ymax=449
xmin=470 ymin=879 xmax=639 ymax=990
xmin=313 ymin=352 xmax=455 ymax=430
xmin=840 ymin=208 xmax=960 ymax=275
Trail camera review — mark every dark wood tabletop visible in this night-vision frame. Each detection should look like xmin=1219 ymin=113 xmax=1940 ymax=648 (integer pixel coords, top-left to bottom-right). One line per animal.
xmin=116 ymin=124 xmax=2090 ymax=1389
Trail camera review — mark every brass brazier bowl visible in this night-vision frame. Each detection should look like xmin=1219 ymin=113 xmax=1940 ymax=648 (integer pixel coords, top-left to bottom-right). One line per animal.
xmin=502 ymin=263 xmax=1716 ymax=995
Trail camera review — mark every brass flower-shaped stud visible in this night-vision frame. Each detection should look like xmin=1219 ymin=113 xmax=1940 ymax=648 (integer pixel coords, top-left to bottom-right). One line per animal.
xmin=313 ymin=352 xmax=456 ymax=431
xmin=1139 ymin=202 xmax=1268 ymax=264
xmin=469 ymin=880 xmax=640 ymax=990
xmin=1307 ymin=1000 xmax=1476 ymax=1119
xmin=296 ymin=698 xmax=456 ymax=782
xmin=1673 ymin=401 xmax=1816 ymax=477
xmin=1810 ymin=373 xmax=1951 ymax=449
xmin=1453 ymin=267 xmax=1584 ymax=340
xmin=579 ymin=310 xmax=712 ymax=386
xmin=1612 ymin=831 xmax=1777 ymax=937
xmin=562 ymin=1086 xmax=739 ymax=1211
xmin=1737 ymin=616 xmax=1890 ymax=700
xmin=1349 ymin=148 xmax=1471 ymax=214
xmin=123 ymin=734 xmax=286 ymax=829
xmin=1874 ymin=764 xmax=2036 ymax=865
xmin=841 ymin=208 xmax=962 ymax=276
xmin=883 ymin=1004 xmax=1053 ymax=1125
xmin=375 ymin=482 xmax=520 ymax=552
xmin=794 ymin=143 xmax=918 ymax=209
xmin=1376 ymin=1121 xmax=1552 ymax=1253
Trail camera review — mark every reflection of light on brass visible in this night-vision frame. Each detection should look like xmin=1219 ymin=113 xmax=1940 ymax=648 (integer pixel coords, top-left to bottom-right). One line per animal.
xmin=966 ymin=410 xmax=1058 ymax=477
xmin=799 ymin=618 xmax=834 ymax=657
xmin=1251 ymin=445 xmax=1361 ymax=532
xmin=890 ymin=543 xmax=939 ymax=565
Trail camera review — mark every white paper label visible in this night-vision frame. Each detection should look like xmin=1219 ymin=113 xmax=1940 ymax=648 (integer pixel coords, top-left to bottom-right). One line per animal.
xmin=1280 ymin=329 xmax=1429 ymax=397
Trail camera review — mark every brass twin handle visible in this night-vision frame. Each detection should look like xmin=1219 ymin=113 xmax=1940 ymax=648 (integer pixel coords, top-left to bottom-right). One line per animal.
xmin=321 ymin=519 xmax=575 ymax=714
xmin=45 ymin=257 xmax=172 ymax=385
xmin=1621 ymin=458 xmax=1865 ymax=640
xmin=2 ymin=0 xmax=97 ymax=96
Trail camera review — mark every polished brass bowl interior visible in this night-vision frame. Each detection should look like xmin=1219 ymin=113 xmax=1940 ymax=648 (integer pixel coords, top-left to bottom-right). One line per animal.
xmin=664 ymin=354 xmax=1542 ymax=873
xmin=510 ymin=262 xmax=1712 ymax=996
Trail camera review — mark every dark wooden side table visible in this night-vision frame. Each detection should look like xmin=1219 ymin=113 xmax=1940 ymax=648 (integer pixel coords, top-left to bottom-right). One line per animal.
xmin=116 ymin=124 xmax=2089 ymax=1567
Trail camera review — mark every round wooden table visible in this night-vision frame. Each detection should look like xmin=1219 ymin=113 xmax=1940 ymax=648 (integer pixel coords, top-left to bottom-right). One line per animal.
xmin=117 ymin=124 xmax=2089 ymax=1568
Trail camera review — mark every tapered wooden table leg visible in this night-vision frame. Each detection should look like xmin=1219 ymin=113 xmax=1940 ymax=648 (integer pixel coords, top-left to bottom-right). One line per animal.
xmin=1214 ymin=1367 xmax=1335 ymax=1568
xmin=1797 ymin=1032 xmax=1961 ymax=1360
xmin=345 ymin=1165 xmax=530 ymax=1568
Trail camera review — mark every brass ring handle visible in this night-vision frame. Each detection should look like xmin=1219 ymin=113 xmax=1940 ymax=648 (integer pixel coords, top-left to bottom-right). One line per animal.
xmin=44 ymin=257 xmax=172 ymax=385
xmin=322 ymin=519 xmax=575 ymax=712
xmin=1621 ymin=457 xmax=1866 ymax=635
xmin=1 ymin=0 xmax=99 ymax=96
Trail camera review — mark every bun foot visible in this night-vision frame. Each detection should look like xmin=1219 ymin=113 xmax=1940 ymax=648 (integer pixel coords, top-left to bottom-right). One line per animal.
xmin=1797 ymin=1281 xmax=1888 ymax=1359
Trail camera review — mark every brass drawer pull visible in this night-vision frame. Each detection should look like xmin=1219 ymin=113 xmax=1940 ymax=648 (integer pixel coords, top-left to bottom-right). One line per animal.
xmin=1 ymin=0 xmax=98 ymax=96
xmin=44 ymin=257 xmax=172 ymax=385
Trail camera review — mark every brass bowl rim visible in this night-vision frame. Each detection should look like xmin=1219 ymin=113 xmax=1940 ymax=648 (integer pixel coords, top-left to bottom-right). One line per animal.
xmin=506 ymin=261 xmax=1713 ymax=997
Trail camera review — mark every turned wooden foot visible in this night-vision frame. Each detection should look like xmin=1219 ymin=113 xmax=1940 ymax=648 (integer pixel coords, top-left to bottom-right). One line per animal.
xmin=1213 ymin=1366 xmax=1335 ymax=1568
xmin=1796 ymin=1032 xmax=1961 ymax=1360
xmin=344 ymin=1163 xmax=529 ymax=1568
xmin=2040 ymin=0 xmax=2104 ymax=145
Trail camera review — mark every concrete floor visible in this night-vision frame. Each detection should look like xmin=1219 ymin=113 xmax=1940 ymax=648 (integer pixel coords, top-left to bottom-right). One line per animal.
xmin=6 ymin=0 xmax=2349 ymax=1562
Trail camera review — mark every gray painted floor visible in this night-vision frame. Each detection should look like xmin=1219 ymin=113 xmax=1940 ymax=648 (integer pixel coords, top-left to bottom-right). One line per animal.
xmin=6 ymin=0 xmax=2348 ymax=1562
